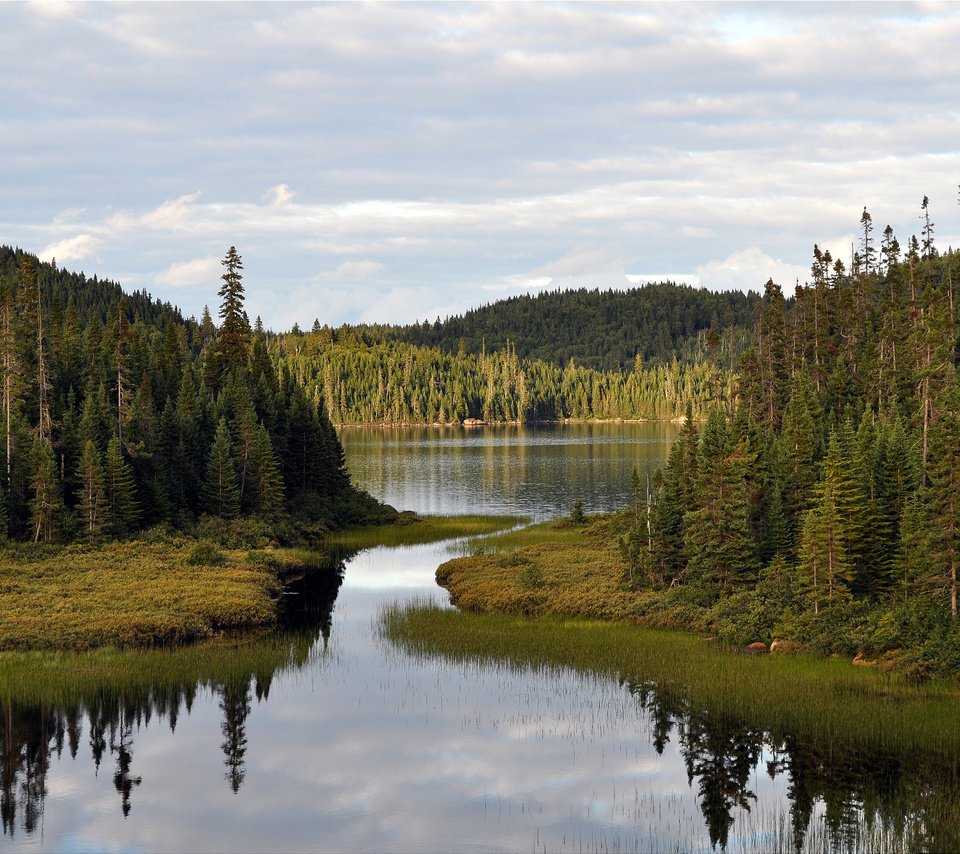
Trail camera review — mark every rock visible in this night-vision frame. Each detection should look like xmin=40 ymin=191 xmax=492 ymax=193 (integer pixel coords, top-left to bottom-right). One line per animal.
xmin=769 ymin=639 xmax=804 ymax=656
xmin=745 ymin=642 xmax=768 ymax=654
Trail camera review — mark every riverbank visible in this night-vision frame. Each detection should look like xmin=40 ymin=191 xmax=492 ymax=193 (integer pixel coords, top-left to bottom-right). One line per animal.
xmin=0 ymin=514 xmax=518 ymax=651
xmin=437 ymin=513 xmax=960 ymax=680
xmin=0 ymin=537 xmax=294 ymax=650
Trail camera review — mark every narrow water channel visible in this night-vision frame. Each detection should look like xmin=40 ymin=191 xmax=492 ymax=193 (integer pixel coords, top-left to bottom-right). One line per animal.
xmin=4 ymin=424 xmax=958 ymax=852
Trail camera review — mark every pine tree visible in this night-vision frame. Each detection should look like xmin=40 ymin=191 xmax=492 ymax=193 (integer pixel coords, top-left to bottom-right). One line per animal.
xmin=103 ymin=437 xmax=140 ymax=536
xmin=203 ymin=417 xmax=240 ymax=518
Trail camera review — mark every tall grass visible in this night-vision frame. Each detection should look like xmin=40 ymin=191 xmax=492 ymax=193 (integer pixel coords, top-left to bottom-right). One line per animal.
xmin=380 ymin=601 xmax=960 ymax=755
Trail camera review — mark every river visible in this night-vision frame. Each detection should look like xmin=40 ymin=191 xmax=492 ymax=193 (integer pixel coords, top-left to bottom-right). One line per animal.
xmin=2 ymin=423 xmax=956 ymax=852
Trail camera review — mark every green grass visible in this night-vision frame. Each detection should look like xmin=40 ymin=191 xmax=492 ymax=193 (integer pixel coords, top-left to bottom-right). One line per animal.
xmin=381 ymin=600 xmax=960 ymax=755
xmin=0 ymin=539 xmax=309 ymax=650
xmin=0 ymin=628 xmax=316 ymax=707
xmin=327 ymin=513 xmax=522 ymax=550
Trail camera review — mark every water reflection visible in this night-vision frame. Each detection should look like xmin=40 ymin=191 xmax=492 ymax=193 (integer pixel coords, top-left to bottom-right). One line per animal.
xmin=624 ymin=679 xmax=960 ymax=851
xmin=0 ymin=552 xmax=345 ymax=839
xmin=340 ymin=422 xmax=679 ymax=519
xmin=4 ymin=425 xmax=960 ymax=851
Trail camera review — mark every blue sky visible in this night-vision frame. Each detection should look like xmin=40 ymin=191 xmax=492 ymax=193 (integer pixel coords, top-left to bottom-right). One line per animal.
xmin=2 ymin=2 xmax=959 ymax=330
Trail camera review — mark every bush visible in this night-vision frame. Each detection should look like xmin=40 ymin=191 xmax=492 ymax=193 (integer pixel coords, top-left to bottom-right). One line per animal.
xmin=186 ymin=540 xmax=224 ymax=566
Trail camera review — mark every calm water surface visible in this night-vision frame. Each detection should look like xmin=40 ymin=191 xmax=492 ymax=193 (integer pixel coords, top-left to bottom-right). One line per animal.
xmin=3 ymin=424 xmax=955 ymax=852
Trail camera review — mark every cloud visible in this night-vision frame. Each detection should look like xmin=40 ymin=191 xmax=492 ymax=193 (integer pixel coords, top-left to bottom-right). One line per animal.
xmin=5 ymin=3 xmax=960 ymax=329
xmin=37 ymin=234 xmax=99 ymax=264
xmin=266 ymin=184 xmax=295 ymax=207
xmin=155 ymin=256 xmax=222 ymax=288
xmin=694 ymin=248 xmax=810 ymax=293
xmin=505 ymin=243 xmax=633 ymax=291
xmin=316 ymin=260 xmax=385 ymax=281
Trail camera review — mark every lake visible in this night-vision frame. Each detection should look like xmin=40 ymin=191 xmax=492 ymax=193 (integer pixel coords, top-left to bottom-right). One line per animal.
xmin=3 ymin=423 xmax=957 ymax=852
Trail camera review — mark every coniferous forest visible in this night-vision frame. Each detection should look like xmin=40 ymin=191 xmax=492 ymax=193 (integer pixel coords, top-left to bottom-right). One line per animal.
xmin=0 ymin=245 xmax=387 ymax=546
xmin=619 ymin=204 xmax=960 ymax=675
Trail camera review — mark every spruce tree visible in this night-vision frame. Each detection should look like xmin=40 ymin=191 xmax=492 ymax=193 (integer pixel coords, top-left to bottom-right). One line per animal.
xmin=203 ymin=417 xmax=240 ymax=518
xmin=683 ymin=409 xmax=756 ymax=594
xmin=217 ymin=247 xmax=251 ymax=369
xmin=925 ymin=370 xmax=960 ymax=617
xmin=103 ymin=437 xmax=140 ymax=536
xmin=249 ymin=424 xmax=284 ymax=517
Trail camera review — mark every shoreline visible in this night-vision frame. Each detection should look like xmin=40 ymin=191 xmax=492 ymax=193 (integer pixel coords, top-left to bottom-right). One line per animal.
xmin=335 ymin=416 xmax=690 ymax=428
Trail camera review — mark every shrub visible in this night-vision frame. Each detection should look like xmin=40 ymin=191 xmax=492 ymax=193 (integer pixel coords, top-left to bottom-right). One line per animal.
xmin=186 ymin=540 xmax=224 ymax=566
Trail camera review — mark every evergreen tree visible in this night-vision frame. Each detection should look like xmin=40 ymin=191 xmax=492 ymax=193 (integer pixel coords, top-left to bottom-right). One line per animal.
xmin=249 ymin=424 xmax=284 ymax=517
xmin=217 ymin=247 xmax=251 ymax=369
xmin=203 ymin=417 xmax=240 ymax=518
xmin=103 ymin=437 xmax=140 ymax=536
xmin=925 ymin=371 xmax=960 ymax=617
xmin=76 ymin=439 xmax=104 ymax=540
xmin=28 ymin=437 xmax=62 ymax=542
xmin=683 ymin=410 xmax=756 ymax=594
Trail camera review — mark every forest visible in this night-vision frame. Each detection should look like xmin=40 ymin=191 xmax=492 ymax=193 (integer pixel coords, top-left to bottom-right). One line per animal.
xmin=617 ymin=204 xmax=960 ymax=675
xmin=318 ymin=283 xmax=759 ymax=371
xmin=0 ymin=245 xmax=387 ymax=546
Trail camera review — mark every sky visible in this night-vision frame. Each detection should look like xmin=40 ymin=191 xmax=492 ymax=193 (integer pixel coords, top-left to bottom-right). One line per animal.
xmin=2 ymin=2 xmax=959 ymax=332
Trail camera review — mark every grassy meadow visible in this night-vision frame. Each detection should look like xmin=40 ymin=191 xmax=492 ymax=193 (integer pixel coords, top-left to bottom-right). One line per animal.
xmin=439 ymin=515 xmax=644 ymax=620
xmin=0 ymin=538 xmax=299 ymax=650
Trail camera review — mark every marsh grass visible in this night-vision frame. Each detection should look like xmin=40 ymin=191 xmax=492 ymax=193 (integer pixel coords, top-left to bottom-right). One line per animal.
xmin=381 ymin=601 xmax=960 ymax=755
xmin=328 ymin=514 xmax=521 ymax=550
xmin=0 ymin=628 xmax=314 ymax=707
xmin=0 ymin=540 xmax=309 ymax=650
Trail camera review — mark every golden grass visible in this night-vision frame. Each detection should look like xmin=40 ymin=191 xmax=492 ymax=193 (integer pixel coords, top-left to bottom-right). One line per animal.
xmin=438 ymin=515 xmax=647 ymax=619
xmin=0 ymin=540 xmax=299 ymax=650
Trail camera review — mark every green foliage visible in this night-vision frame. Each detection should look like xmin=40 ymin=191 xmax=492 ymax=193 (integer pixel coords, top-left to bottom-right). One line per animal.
xmin=186 ymin=539 xmax=225 ymax=565
xmin=0 ymin=245 xmax=389 ymax=549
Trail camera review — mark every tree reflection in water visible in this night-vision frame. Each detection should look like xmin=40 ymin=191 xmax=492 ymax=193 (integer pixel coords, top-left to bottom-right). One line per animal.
xmin=0 ymin=551 xmax=345 ymax=836
xmin=626 ymin=678 xmax=960 ymax=851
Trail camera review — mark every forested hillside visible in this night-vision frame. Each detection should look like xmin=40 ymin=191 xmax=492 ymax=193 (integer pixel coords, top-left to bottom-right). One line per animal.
xmin=0 ymin=245 xmax=384 ymax=545
xmin=623 ymin=208 xmax=960 ymax=672
xmin=322 ymin=284 xmax=759 ymax=371
xmin=271 ymin=336 xmax=727 ymax=425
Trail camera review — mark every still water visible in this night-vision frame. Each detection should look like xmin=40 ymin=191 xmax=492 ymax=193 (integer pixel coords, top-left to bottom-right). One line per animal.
xmin=2 ymin=424 xmax=954 ymax=852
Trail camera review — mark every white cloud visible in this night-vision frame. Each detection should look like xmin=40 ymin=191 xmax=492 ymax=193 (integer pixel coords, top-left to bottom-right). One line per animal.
xmin=155 ymin=256 xmax=222 ymax=288
xmin=694 ymin=248 xmax=809 ymax=293
xmin=266 ymin=184 xmax=295 ymax=207
xmin=316 ymin=260 xmax=385 ymax=281
xmin=37 ymin=234 xmax=99 ymax=264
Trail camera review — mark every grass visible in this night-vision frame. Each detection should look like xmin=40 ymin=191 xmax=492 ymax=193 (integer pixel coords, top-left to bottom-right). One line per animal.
xmin=440 ymin=515 xmax=643 ymax=619
xmin=381 ymin=600 xmax=960 ymax=755
xmin=327 ymin=513 xmax=522 ymax=550
xmin=0 ymin=628 xmax=316 ymax=707
xmin=0 ymin=539 xmax=309 ymax=650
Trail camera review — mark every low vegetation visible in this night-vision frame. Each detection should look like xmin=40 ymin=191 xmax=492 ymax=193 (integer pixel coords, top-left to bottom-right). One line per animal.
xmin=438 ymin=511 xmax=960 ymax=679
xmin=0 ymin=535 xmax=300 ymax=650
xmin=381 ymin=598 xmax=960 ymax=755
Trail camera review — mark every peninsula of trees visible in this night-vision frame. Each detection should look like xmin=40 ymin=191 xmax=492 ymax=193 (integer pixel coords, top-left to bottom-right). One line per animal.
xmin=0 ymin=245 xmax=385 ymax=546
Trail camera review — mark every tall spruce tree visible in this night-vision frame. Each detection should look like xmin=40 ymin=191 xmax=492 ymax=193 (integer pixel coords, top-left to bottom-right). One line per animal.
xmin=203 ymin=417 xmax=240 ymax=518
xmin=217 ymin=247 xmax=251 ymax=370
